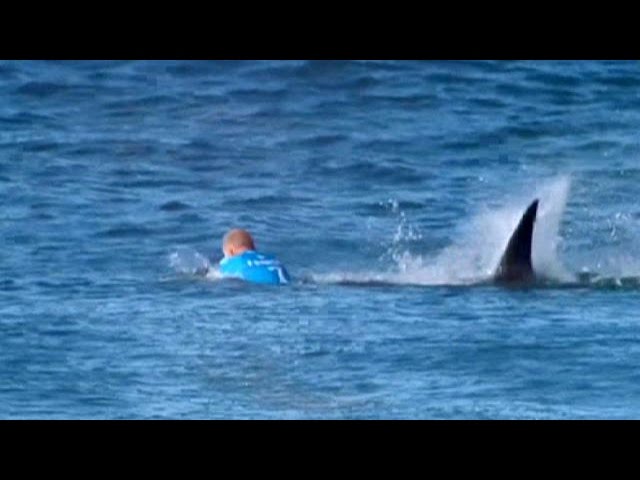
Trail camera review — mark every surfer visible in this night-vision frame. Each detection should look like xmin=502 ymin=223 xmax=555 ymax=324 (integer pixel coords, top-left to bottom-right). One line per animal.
xmin=218 ymin=228 xmax=290 ymax=285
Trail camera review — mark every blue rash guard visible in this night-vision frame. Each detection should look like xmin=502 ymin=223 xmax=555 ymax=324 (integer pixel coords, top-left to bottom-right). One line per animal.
xmin=218 ymin=250 xmax=290 ymax=285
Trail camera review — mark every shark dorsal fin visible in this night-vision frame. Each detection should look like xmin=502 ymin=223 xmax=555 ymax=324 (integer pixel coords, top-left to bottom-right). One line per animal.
xmin=494 ymin=199 xmax=539 ymax=284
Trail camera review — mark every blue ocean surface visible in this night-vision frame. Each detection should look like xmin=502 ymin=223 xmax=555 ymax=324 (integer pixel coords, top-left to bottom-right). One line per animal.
xmin=2 ymin=60 xmax=640 ymax=419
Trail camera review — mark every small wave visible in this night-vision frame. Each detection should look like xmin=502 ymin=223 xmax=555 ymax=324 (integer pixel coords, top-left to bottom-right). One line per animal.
xmin=574 ymin=140 xmax=620 ymax=152
xmin=227 ymin=87 xmax=289 ymax=102
xmin=361 ymin=93 xmax=437 ymax=108
xmin=19 ymin=141 xmax=62 ymax=153
xmin=594 ymin=74 xmax=639 ymax=88
xmin=98 ymin=224 xmax=153 ymax=238
xmin=118 ymin=179 xmax=193 ymax=189
xmin=524 ymin=71 xmax=582 ymax=88
xmin=165 ymin=62 xmax=219 ymax=78
xmin=0 ymin=279 xmax=21 ymax=291
xmin=0 ymin=63 xmax=17 ymax=76
xmin=15 ymin=81 xmax=70 ymax=98
xmin=159 ymin=200 xmax=191 ymax=212
xmin=15 ymin=81 xmax=97 ymax=101
xmin=103 ymin=94 xmax=177 ymax=111
xmin=426 ymin=72 xmax=487 ymax=86
xmin=293 ymin=60 xmax=356 ymax=79
xmin=175 ymin=213 xmax=206 ymax=223
xmin=223 ymin=195 xmax=314 ymax=209
xmin=0 ymin=112 xmax=57 ymax=127
xmin=293 ymin=134 xmax=350 ymax=147
xmin=314 ymin=161 xmax=423 ymax=185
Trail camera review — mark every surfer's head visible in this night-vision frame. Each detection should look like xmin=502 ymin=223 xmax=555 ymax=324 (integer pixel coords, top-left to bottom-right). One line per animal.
xmin=222 ymin=228 xmax=256 ymax=258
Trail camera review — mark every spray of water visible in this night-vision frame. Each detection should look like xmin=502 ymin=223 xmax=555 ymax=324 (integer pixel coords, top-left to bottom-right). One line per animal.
xmin=313 ymin=176 xmax=574 ymax=286
xmin=169 ymin=246 xmax=218 ymax=279
xmin=531 ymin=176 xmax=573 ymax=281
xmin=394 ymin=175 xmax=572 ymax=285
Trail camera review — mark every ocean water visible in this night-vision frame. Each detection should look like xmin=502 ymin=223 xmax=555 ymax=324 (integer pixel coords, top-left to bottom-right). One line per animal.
xmin=2 ymin=60 xmax=640 ymax=419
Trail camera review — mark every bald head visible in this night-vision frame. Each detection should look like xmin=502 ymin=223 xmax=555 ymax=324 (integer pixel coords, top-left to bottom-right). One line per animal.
xmin=222 ymin=228 xmax=256 ymax=257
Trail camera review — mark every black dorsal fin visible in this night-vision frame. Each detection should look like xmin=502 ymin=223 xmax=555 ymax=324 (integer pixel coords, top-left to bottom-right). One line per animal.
xmin=494 ymin=199 xmax=539 ymax=284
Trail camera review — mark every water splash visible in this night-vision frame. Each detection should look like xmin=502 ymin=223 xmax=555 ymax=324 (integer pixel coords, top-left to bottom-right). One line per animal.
xmin=314 ymin=176 xmax=574 ymax=286
xmin=531 ymin=176 xmax=573 ymax=281
xmin=574 ymin=204 xmax=640 ymax=280
xmin=169 ymin=246 xmax=215 ymax=278
xmin=382 ymin=198 xmax=423 ymax=270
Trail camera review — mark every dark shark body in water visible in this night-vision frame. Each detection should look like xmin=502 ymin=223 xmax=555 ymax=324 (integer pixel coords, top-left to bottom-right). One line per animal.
xmin=494 ymin=199 xmax=539 ymax=284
